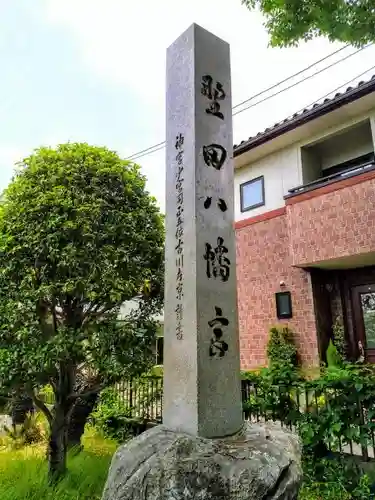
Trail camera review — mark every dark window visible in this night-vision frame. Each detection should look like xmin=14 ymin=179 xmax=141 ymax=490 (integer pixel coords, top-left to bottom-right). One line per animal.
xmin=240 ymin=176 xmax=265 ymax=212
xmin=275 ymin=291 xmax=293 ymax=319
xmin=156 ymin=337 xmax=164 ymax=365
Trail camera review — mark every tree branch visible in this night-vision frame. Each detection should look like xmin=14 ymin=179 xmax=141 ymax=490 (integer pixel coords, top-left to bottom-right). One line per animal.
xmin=75 ymin=363 xmax=98 ymax=382
xmin=30 ymin=391 xmax=53 ymax=426
xmin=51 ymin=300 xmax=58 ymax=335
xmin=36 ymin=298 xmax=56 ymax=340
xmin=82 ymin=301 xmax=123 ymax=325
xmin=48 ymin=377 xmax=57 ymax=393
xmin=81 ymin=301 xmax=102 ymax=322
xmin=69 ymin=382 xmax=106 ymax=400
xmin=0 ymin=394 xmax=12 ymax=402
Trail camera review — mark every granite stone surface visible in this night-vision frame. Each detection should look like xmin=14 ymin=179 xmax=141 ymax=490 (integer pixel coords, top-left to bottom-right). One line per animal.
xmin=101 ymin=422 xmax=302 ymax=500
xmin=164 ymin=23 xmax=242 ymax=439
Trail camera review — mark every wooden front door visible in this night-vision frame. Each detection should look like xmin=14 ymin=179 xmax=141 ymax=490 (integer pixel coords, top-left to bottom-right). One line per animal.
xmin=351 ymin=284 xmax=375 ymax=363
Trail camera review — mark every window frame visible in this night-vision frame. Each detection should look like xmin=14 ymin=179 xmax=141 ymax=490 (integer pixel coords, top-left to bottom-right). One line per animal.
xmin=240 ymin=175 xmax=265 ymax=212
xmin=275 ymin=291 xmax=293 ymax=320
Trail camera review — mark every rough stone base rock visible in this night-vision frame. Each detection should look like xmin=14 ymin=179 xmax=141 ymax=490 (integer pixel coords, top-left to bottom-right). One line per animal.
xmin=102 ymin=421 xmax=302 ymax=500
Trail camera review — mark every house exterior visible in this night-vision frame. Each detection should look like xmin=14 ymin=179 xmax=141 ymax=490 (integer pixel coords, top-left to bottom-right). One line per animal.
xmin=234 ymin=76 xmax=375 ymax=369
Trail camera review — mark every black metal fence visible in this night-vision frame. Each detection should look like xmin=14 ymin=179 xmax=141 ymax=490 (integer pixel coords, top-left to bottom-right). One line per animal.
xmin=39 ymin=375 xmax=375 ymax=461
xmin=115 ymin=377 xmax=163 ymax=422
xmin=111 ymin=377 xmax=375 ymax=461
xmin=110 ymin=378 xmax=254 ymax=422
xmin=241 ymin=378 xmax=375 ymax=462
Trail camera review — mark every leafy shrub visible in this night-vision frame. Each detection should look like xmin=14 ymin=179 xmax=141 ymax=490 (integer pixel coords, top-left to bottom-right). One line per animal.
xmin=38 ymin=385 xmax=54 ymax=405
xmin=90 ymin=387 xmax=150 ymax=443
xmin=243 ymin=375 xmax=300 ymax=427
xmin=332 ymin=316 xmax=347 ymax=361
xmin=298 ymin=364 xmax=375 ymax=456
xmin=243 ymin=325 xmax=302 ymax=424
xmin=243 ymin=362 xmax=375 ymax=459
xmin=150 ymin=365 xmax=163 ymax=377
xmin=267 ymin=325 xmax=298 ymax=368
xmin=3 ymin=412 xmax=47 ymax=449
xmin=300 ymin=455 xmax=374 ymax=500
xmin=90 ymin=388 xmax=131 ymax=443
xmin=326 ymin=339 xmax=342 ymax=368
xmin=9 ymin=392 xmax=34 ymax=426
xmin=242 ymin=364 xmax=302 ymax=427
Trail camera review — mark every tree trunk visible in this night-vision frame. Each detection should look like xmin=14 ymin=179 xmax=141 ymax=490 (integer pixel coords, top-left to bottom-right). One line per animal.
xmin=48 ymin=410 xmax=68 ymax=483
xmin=47 ymin=360 xmax=77 ymax=482
xmin=67 ymin=390 xmax=99 ymax=451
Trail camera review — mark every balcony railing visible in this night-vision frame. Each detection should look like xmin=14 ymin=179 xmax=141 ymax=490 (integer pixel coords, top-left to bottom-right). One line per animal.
xmin=286 ymin=160 xmax=375 ymax=197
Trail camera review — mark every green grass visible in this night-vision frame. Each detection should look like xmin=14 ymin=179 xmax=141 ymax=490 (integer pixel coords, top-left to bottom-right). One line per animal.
xmin=298 ymin=456 xmax=374 ymax=500
xmin=0 ymin=424 xmax=372 ymax=500
xmin=0 ymin=428 xmax=118 ymax=500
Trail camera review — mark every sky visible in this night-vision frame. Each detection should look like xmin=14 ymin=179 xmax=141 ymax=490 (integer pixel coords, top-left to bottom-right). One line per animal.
xmin=1 ymin=0 xmax=375 ymax=213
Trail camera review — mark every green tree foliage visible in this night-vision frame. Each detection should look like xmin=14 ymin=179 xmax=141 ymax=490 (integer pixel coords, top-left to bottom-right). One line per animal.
xmin=266 ymin=325 xmax=298 ymax=368
xmin=332 ymin=316 xmax=347 ymax=361
xmin=326 ymin=339 xmax=342 ymax=368
xmin=0 ymin=143 xmax=164 ymax=481
xmin=242 ymin=0 xmax=375 ymax=47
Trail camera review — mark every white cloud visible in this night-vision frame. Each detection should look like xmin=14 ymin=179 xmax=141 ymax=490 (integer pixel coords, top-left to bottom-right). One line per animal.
xmin=44 ymin=0 xmax=264 ymax=102
xmin=43 ymin=0 xmax=375 ymax=211
xmin=0 ymin=145 xmax=28 ymax=191
xmin=0 ymin=136 xmax=80 ymax=194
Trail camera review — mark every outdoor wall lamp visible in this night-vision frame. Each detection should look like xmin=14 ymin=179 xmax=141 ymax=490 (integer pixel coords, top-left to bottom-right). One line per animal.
xmin=275 ymin=291 xmax=293 ymax=319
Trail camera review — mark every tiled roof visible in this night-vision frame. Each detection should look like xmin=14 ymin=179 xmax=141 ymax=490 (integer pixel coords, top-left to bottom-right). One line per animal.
xmin=233 ymin=75 xmax=375 ymax=157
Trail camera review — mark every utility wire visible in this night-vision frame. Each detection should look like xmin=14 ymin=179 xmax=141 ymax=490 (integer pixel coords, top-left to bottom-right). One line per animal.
xmin=129 ymin=143 xmax=166 ymax=161
xmin=126 ymin=141 xmax=166 ymax=161
xmin=244 ymin=64 xmax=375 ymax=144
xmin=293 ymin=65 xmax=375 ymax=115
xmin=233 ymin=44 xmax=350 ymax=110
xmin=127 ymin=44 xmax=373 ymax=161
xmin=132 ymin=66 xmax=375 ymax=161
xmin=126 ymin=44 xmax=352 ymax=160
xmin=232 ymin=43 xmax=372 ymax=116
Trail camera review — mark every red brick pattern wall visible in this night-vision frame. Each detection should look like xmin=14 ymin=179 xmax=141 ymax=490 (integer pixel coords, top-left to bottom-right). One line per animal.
xmin=236 ymin=213 xmax=319 ymax=370
xmin=287 ymin=177 xmax=375 ymax=266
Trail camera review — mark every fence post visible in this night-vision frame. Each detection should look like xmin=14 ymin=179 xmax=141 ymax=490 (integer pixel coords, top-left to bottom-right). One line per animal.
xmin=129 ymin=378 xmax=133 ymax=418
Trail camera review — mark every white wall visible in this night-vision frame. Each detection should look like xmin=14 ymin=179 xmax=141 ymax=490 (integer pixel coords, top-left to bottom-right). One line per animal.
xmin=301 ymin=147 xmax=321 ymax=184
xmin=235 ymin=114 xmax=375 ymax=223
xmin=234 ymin=145 xmax=301 ymax=221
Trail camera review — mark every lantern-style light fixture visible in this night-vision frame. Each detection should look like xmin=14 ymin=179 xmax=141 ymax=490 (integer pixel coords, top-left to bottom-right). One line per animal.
xmin=275 ymin=291 xmax=292 ymax=319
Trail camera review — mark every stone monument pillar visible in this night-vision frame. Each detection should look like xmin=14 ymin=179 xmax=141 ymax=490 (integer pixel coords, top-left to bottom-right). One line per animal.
xmin=101 ymin=24 xmax=302 ymax=500
xmin=164 ymin=22 xmax=242 ymax=439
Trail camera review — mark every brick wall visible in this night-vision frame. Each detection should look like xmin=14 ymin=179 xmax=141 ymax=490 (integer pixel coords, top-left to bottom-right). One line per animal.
xmin=287 ymin=173 xmax=375 ymax=266
xmin=235 ymin=171 xmax=375 ymax=370
xmin=236 ymin=212 xmax=319 ymax=370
